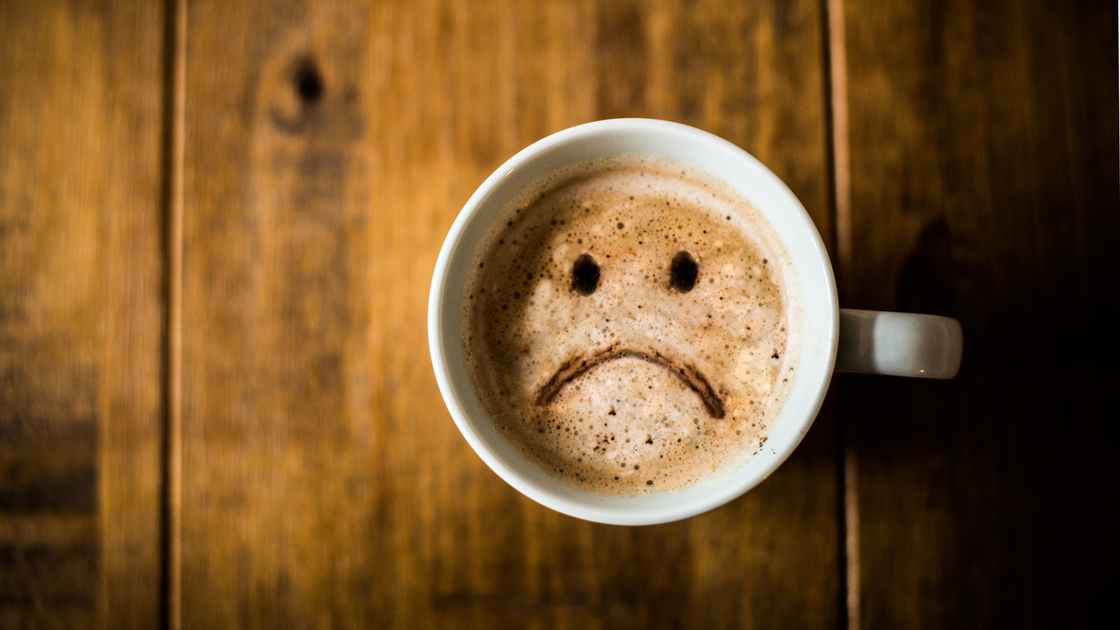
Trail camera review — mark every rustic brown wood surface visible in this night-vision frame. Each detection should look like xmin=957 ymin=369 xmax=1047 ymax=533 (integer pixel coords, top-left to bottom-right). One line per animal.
xmin=178 ymin=0 xmax=838 ymax=627
xmin=841 ymin=0 xmax=1118 ymax=628
xmin=0 ymin=0 xmax=1115 ymax=628
xmin=0 ymin=0 xmax=167 ymax=627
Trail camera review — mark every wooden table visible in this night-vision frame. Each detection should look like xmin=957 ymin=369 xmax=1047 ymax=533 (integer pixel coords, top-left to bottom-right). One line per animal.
xmin=1 ymin=0 xmax=1115 ymax=627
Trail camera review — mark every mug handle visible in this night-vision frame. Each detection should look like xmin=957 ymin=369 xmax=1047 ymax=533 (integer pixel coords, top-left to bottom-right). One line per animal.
xmin=835 ymin=309 xmax=963 ymax=379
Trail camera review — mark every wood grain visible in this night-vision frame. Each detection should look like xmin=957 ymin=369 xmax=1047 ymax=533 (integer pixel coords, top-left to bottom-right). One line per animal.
xmin=5 ymin=0 xmax=1118 ymax=625
xmin=179 ymin=0 xmax=840 ymax=627
xmin=0 ymin=0 xmax=167 ymax=627
xmin=841 ymin=0 xmax=1119 ymax=627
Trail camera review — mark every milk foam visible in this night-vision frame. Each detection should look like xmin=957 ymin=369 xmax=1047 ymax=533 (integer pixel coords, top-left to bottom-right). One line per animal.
xmin=462 ymin=155 xmax=800 ymax=496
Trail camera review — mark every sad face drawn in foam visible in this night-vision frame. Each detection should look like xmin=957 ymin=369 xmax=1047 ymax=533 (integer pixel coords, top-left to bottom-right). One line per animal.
xmin=463 ymin=156 xmax=797 ymax=495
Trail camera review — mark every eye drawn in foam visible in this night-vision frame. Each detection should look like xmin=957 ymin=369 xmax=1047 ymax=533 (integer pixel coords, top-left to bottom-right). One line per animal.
xmin=462 ymin=155 xmax=801 ymax=496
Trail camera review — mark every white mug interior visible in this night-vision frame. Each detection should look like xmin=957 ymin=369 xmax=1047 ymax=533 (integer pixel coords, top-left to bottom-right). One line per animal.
xmin=428 ymin=119 xmax=838 ymax=525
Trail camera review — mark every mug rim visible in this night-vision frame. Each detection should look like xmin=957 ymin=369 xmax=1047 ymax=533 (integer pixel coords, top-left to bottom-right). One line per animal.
xmin=429 ymin=118 xmax=838 ymax=524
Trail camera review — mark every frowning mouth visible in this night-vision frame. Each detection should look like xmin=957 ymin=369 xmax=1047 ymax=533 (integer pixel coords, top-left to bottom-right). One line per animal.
xmin=534 ymin=344 xmax=726 ymax=419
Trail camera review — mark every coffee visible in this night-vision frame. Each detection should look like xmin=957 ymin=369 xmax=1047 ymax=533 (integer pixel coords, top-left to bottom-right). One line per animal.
xmin=462 ymin=154 xmax=799 ymax=496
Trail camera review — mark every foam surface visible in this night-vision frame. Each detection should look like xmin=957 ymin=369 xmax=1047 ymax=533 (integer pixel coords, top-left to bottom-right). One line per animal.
xmin=462 ymin=155 xmax=799 ymax=496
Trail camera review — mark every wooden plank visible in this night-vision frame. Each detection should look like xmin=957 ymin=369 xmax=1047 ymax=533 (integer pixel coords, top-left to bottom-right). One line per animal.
xmin=0 ymin=0 xmax=167 ymax=627
xmin=841 ymin=0 xmax=1119 ymax=627
xmin=180 ymin=0 xmax=840 ymax=627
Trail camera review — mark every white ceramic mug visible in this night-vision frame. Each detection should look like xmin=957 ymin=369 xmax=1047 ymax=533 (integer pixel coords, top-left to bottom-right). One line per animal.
xmin=428 ymin=119 xmax=962 ymax=525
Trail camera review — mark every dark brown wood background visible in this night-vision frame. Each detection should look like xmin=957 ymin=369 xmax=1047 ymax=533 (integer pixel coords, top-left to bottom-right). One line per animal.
xmin=1 ymin=0 xmax=1115 ymax=628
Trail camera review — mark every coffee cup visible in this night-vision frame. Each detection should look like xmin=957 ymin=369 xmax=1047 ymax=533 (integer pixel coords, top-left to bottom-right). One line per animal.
xmin=428 ymin=119 xmax=962 ymax=525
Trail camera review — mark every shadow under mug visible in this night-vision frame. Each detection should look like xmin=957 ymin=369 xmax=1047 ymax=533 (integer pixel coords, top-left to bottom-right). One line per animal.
xmin=429 ymin=119 xmax=962 ymax=525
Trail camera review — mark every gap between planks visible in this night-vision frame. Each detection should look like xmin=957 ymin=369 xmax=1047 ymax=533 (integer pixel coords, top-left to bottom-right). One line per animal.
xmin=823 ymin=0 xmax=858 ymax=628
xmin=160 ymin=0 xmax=187 ymax=629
